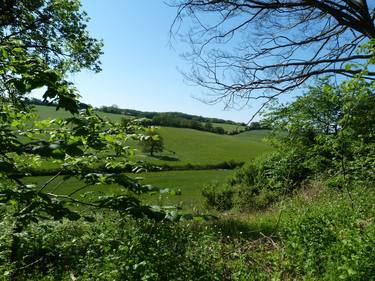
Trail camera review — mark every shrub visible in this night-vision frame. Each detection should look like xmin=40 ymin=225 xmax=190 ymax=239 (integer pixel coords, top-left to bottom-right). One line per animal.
xmin=202 ymin=184 xmax=234 ymax=211
xmin=226 ymin=77 xmax=375 ymax=211
xmin=278 ymin=187 xmax=375 ymax=281
xmin=228 ymin=149 xmax=311 ymax=211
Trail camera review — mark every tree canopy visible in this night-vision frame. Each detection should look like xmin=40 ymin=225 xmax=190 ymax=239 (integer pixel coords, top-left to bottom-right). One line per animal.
xmin=170 ymin=0 xmax=375 ymax=112
xmin=0 ymin=0 xmax=103 ymax=113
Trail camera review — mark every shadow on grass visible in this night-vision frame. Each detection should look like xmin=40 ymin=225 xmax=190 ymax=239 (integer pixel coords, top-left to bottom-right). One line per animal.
xmin=151 ymin=155 xmax=180 ymax=161
xmin=209 ymin=218 xmax=277 ymax=240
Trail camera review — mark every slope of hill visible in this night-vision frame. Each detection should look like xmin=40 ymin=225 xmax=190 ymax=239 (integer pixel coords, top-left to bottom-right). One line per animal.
xmin=147 ymin=127 xmax=271 ymax=166
xmin=32 ymin=105 xmax=272 ymax=170
xmin=32 ymin=104 xmax=255 ymax=134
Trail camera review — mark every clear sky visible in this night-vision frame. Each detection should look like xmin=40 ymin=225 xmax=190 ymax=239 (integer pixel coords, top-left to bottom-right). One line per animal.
xmin=70 ymin=0 xmax=266 ymax=123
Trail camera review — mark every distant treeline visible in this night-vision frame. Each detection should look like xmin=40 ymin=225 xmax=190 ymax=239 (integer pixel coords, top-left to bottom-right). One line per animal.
xmin=100 ymin=105 xmax=267 ymax=134
xmin=27 ymin=99 xmax=268 ymax=134
xmin=99 ymin=105 xmax=243 ymax=125
xmin=142 ymin=113 xmax=231 ymax=135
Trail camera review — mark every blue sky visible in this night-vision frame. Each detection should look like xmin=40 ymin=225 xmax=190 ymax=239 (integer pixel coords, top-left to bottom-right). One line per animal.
xmin=71 ymin=0 xmax=267 ymax=123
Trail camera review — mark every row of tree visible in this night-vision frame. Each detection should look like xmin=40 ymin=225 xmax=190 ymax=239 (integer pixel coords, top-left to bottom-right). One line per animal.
xmin=99 ymin=105 xmax=243 ymax=125
xmin=145 ymin=113 xmax=228 ymax=134
xmin=99 ymin=105 xmax=259 ymax=134
xmin=27 ymin=99 xmax=266 ymax=134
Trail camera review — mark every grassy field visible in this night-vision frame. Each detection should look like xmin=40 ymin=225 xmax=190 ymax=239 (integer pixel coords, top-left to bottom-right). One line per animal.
xmin=145 ymin=127 xmax=271 ymax=166
xmin=26 ymin=105 xmax=272 ymax=212
xmin=33 ymin=105 xmax=272 ymax=168
xmin=234 ymin=129 xmax=272 ymax=140
xmin=23 ymin=169 xmax=234 ymax=211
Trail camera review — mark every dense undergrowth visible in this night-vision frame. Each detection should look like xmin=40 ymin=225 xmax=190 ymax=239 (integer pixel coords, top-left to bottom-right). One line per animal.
xmin=1 ymin=184 xmax=374 ymax=280
xmin=279 ymin=185 xmax=375 ymax=281
xmin=203 ymin=78 xmax=375 ymax=212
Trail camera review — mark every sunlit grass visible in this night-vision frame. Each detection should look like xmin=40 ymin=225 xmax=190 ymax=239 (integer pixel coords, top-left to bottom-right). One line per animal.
xmin=23 ymin=169 xmax=234 ymax=211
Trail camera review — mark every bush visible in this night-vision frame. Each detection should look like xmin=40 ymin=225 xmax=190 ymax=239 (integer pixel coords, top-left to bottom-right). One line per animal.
xmin=278 ymin=187 xmax=375 ymax=281
xmin=227 ymin=149 xmax=311 ymax=211
xmin=202 ymin=184 xmax=234 ymax=211
xmin=224 ymin=77 xmax=375 ymax=211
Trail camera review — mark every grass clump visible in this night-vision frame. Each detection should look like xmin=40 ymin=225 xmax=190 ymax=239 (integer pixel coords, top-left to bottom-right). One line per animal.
xmin=277 ymin=186 xmax=375 ymax=281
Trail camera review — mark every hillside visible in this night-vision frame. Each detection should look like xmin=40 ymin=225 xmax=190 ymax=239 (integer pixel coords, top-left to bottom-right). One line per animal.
xmin=32 ymin=103 xmax=255 ymax=134
xmin=33 ymin=105 xmax=272 ymax=168
xmin=21 ymin=105 xmax=272 ymax=212
xmin=150 ymin=127 xmax=271 ymax=166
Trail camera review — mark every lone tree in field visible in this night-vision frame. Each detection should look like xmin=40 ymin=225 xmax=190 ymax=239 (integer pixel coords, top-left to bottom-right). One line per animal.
xmin=141 ymin=127 xmax=165 ymax=156
xmin=170 ymin=0 xmax=375 ymax=114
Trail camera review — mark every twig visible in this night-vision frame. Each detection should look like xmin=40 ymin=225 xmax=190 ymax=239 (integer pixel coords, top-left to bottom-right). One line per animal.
xmin=38 ymin=169 xmax=64 ymax=192
xmin=68 ymin=184 xmax=91 ymax=197
xmin=15 ymin=257 xmax=43 ymax=271
xmin=259 ymin=232 xmax=277 ymax=248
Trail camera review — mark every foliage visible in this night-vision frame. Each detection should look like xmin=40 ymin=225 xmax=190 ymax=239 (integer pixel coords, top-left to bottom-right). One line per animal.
xmin=265 ymin=77 xmax=375 ymax=180
xmin=278 ymin=186 xmax=375 ymax=281
xmin=0 ymin=100 xmax=174 ymax=278
xmin=0 ymin=0 xmax=103 ymax=74
xmin=0 ymin=0 xmax=155 ymax=227
xmin=219 ymin=75 xmax=375 ymax=211
xmin=0 ymin=1 xmax=172 ymax=278
xmin=229 ymin=149 xmax=310 ymax=211
xmin=0 ymin=211 xmax=278 ymax=281
xmin=0 ymin=0 xmax=103 ymax=116
xmin=202 ymin=184 xmax=234 ymax=211
xmin=2 ymin=2 xmax=375 ymax=280
xmin=2 ymin=182 xmax=374 ymax=280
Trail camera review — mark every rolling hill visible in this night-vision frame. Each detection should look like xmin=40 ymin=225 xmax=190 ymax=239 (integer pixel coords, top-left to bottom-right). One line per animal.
xmin=33 ymin=105 xmax=272 ymax=167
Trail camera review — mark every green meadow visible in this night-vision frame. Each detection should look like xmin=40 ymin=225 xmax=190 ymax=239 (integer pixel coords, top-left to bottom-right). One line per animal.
xmin=23 ymin=170 xmax=234 ymax=211
xmin=26 ymin=105 xmax=270 ymax=209
xmin=33 ymin=105 xmax=271 ymax=167
xmin=146 ymin=127 xmax=271 ymax=166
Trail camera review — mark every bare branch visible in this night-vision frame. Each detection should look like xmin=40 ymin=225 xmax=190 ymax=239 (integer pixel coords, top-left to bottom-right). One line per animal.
xmin=170 ymin=0 xmax=375 ymax=111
